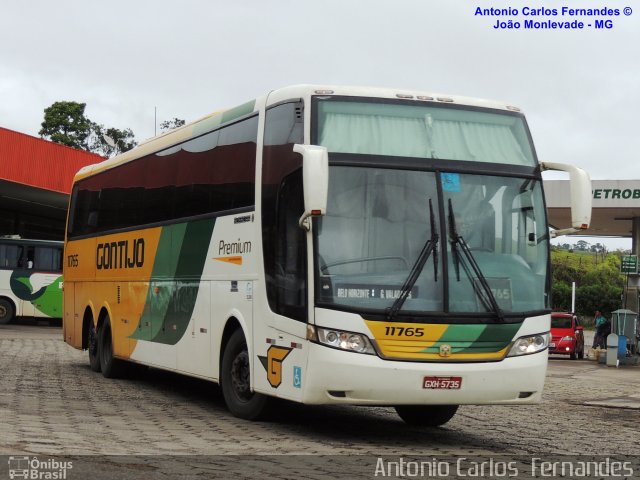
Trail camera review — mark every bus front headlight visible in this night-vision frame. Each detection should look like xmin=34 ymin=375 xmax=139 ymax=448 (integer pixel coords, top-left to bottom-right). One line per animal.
xmin=312 ymin=326 xmax=376 ymax=355
xmin=507 ymin=333 xmax=550 ymax=357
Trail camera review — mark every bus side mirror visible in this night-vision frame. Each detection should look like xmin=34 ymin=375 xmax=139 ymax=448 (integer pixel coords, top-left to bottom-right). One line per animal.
xmin=540 ymin=162 xmax=592 ymax=237
xmin=294 ymin=144 xmax=329 ymax=230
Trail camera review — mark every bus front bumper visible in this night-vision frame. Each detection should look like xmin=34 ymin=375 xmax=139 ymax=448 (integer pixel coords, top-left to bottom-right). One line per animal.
xmin=301 ymin=343 xmax=547 ymax=405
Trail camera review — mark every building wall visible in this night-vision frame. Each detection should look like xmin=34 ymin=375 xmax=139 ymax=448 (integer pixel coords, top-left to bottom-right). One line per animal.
xmin=0 ymin=127 xmax=102 ymax=193
xmin=0 ymin=127 xmax=102 ymax=240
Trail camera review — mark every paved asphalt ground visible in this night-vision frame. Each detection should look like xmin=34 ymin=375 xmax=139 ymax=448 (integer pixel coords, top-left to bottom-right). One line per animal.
xmin=1 ymin=320 xmax=639 ymax=479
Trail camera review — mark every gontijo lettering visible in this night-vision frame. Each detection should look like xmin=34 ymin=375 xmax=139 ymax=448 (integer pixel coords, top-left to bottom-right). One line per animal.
xmin=96 ymin=238 xmax=145 ymax=269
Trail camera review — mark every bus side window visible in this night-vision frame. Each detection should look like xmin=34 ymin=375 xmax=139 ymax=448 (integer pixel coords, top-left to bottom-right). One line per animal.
xmin=275 ymin=170 xmax=306 ymax=313
xmin=33 ymin=247 xmax=60 ymax=271
xmin=0 ymin=244 xmax=20 ymax=268
xmin=262 ymin=101 xmax=306 ymax=322
xmin=19 ymin=246 xmax=35 ymax=269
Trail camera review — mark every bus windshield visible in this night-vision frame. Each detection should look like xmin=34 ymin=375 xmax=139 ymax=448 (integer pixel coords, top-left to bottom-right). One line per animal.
xmin=315 ymin=98 xmax=536 ymax=166
xmin=315 ymin=168 xmax=548 ymax=316
xmin=313 ymin=98 xmax=548 ymax=318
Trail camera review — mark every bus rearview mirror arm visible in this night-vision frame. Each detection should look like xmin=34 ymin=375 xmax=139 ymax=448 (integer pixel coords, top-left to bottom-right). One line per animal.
xmin=294 ymin=144 xmax=329 ymax=231
xmin=540 ymin=161 xmax=592 ymax=237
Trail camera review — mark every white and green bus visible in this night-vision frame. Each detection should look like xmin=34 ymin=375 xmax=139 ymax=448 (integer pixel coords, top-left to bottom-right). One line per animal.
xmin=63 ymin=85 xmax=591 ymax=426
xmin=0 ymin=237 xmax=64 ymax=324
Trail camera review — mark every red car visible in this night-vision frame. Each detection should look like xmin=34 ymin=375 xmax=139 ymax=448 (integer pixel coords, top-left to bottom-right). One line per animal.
xmin=549 ymin=313 xmax=585 ymax=360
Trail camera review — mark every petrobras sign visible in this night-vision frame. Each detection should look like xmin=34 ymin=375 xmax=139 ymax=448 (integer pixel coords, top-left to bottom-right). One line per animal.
xmin=545 ymin=180 xmax=640 ymax=208
xmin=590 ymin=181 xmax=640 ymax=207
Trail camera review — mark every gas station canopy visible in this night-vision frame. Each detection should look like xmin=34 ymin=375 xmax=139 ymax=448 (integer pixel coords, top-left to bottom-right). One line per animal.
xmin=544 ymin=180 xmax=640 ymax=238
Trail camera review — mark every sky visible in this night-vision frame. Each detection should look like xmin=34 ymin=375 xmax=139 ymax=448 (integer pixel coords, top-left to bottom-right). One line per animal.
xmin=1 ymin=0 xmax=637 ymax=248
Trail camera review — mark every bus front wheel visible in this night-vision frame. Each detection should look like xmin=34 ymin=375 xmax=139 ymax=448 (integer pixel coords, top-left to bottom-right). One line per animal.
xmin=0 ymin=298 xmax=15 ymax=325
xmin=98 ymin=315 xmax=124 ymax=378
xmin=395 ymin=405 xmax=459 ymax=427
xmin=221 ymin=329 xmax=270 ymax=420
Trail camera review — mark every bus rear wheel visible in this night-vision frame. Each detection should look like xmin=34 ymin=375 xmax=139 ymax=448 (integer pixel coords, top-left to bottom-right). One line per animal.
xmin=0 ymin=298 xmax=15 ymax=325
xmin=88 ymin=321 xmax=101 ymax=372
xmin=395 ymin=405 xmax=459 ymax=427
xmin=221 ymin=329 xmax=270 ymax=420
xmin=98 ymin=315 xmax=124 ymax=378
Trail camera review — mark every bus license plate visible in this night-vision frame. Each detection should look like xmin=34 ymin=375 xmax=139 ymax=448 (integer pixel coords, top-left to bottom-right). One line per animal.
xmin=423 ymin=376 xmax=462 ymax=389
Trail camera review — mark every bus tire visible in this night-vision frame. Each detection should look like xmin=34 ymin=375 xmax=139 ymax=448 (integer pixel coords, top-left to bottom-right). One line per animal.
xmin=395 ymin=405 xmax=459 ymax=427
xmin=221 ymin=329 xmax=270 ymax=420
xmin=98 ymin=315 xmax=123 ymax=378
xmin=88 ymin=321 xmax=101 ymax=372
xmin=0 ymin=298 xmax=15 ymax=324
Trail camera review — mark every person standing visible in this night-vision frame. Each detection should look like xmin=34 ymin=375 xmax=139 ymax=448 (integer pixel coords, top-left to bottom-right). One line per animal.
xmin=593 ymin=310 xmax=607 ymax=349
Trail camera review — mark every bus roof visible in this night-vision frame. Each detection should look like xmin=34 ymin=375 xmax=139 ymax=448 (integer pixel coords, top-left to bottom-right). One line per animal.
xmin=72 ymin=84 xmax=523 ymax=182
xmin=265 ymin=84 xmax=522 ymax=112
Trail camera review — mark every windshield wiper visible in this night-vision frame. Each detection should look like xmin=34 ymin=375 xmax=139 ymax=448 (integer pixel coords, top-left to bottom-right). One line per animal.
xmin=447 ymin=199 xmax=504 ymax=322
xmin=387 ymin=199 xmax=438 ymax=321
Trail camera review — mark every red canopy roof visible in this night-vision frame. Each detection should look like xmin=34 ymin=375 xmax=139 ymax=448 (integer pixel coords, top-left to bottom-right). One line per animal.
xmin=0 ymin=127 xmax=103 ymax=194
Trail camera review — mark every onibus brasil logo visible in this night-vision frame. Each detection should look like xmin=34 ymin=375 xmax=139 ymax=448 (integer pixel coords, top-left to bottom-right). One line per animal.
xmin=8 ymin=457 xmax=72 ymax=479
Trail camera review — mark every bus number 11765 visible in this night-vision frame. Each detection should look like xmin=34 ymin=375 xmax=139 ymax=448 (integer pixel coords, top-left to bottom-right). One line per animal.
xmin=384 ymin=326 xmax=425 ymax=337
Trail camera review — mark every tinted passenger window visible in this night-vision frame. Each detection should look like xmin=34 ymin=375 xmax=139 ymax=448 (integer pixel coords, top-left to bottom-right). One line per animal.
xmin=34 ymin=247 xmax=63 ymax=271
xmin=0 ymin=244 xmax=20 ymax=269
xmin=69 ymin=115 xmax=258 ymax=237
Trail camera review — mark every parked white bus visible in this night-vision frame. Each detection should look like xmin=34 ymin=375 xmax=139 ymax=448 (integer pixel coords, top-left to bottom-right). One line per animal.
xmin=0 ymin=237 xmax=63 ymax=324
xmin=63 ymin=85 xmax=591 ymax=425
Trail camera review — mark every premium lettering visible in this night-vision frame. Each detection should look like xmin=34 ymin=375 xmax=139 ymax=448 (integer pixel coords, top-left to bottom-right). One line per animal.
xmin=218 ymin=239 xmax=251 ymax=255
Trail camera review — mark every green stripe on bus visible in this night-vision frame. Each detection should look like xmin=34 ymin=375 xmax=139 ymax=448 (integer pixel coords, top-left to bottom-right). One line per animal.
xmin=221 ymin=100 xmax=256 ymax=123
xmin=193 ymin=100 xmax=256 ymax=137
xmin=131 ymin=219 xmax=215 ymax=345
xmin=420 ymin=322 xmax=521 ymax=354
xmin=132 ymin=219 xmax=214 ymax=344
xmin=132 ymin=225 xmax=182 ymax=341
xmin=151 ymin=218 xmax=215 ymax=344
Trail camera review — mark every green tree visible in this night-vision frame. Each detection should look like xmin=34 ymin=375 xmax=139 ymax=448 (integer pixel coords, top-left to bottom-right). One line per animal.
xmin=550 ymin=250 xmax=625 ymax=316
xmin=575 ymin=240 xmax=590 ymax=251
xmin=39 ymin=101 xmax=93 ymax=150
xmin=39 ymin=100 xmax=137 ymax=158
xmin=577 ymin=283 xmax=622 ymax=317
xmin=160 ymin=117 xmax=186 ymax=132
xmin=551 ymin=280 xmax=572 ymax=311
xmin=90 ymin=125 xmax=137 ymax=157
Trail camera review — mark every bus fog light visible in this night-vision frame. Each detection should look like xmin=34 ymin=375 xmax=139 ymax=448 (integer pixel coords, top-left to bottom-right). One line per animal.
xmin=507 ymin=333 xmax=549 ymax=357
xmin=316 ymin=327 xmax=375 ymax=355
